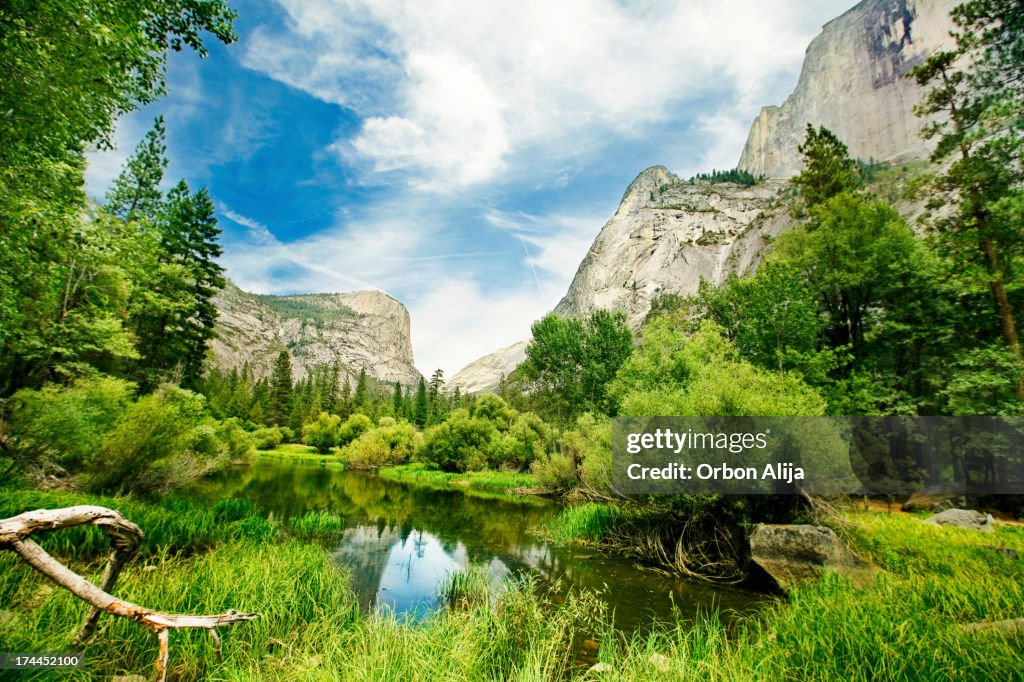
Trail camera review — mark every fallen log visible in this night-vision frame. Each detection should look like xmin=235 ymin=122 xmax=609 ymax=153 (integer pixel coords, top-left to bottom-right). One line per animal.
xmin=0 ymin=506 xmax=257 ymax=681
xmin=959 ymin=618 xmax=1024 ymax=635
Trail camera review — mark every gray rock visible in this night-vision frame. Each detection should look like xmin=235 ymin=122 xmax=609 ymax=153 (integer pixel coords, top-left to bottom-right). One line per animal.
xmin=748 ymin=524 xmax=878 ymax=591
xmin=448 ymin=340 xmax=528 ymax=395
xmin=925 ymin=509 xmax=995 ymax=532
xmin=554 ymin=168 xmax=796 ymax=332
xmin=211 ymin=281 xmax=422 ymax=388
xmin=738 ymin=0 xmax=959 ymax=179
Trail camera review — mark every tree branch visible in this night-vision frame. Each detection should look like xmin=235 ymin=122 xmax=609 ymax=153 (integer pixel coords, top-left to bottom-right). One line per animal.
xmin=0 ymin=506 xmax=258 ymax=681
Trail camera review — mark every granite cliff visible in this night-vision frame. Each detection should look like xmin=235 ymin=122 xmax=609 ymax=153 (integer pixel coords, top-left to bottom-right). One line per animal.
xmin=451 ymin=0 xmax=957 ymax=393
xmin=738 ymin=0 xmax=957 ymax=178
xmin=211 ymin=282 xmax=421 ymax=387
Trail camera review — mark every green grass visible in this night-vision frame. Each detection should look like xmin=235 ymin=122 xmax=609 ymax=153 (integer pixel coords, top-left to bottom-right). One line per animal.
xmin=257 ymin=442 xmax=344 ymax=467
xmin=378 ymin=463 xmax=546 ymax=504
xmin=539 ymin=503 xmax=624 ymax=544
xmin=3 ymin=480 xmax=1024 ymax=681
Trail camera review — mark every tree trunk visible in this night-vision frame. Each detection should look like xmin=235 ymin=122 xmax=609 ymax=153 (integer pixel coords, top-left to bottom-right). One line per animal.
xmin=980 ymin=236 xmax=1024 ymax=397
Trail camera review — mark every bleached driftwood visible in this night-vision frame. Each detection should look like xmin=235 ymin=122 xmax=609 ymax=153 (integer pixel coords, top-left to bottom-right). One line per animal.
xmin=0 ymin=505 xmax=257 ymax=681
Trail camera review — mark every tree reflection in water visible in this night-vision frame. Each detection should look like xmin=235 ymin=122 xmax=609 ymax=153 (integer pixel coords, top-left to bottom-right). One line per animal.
xmin=188 ymin=459 xmax=767 ymax=631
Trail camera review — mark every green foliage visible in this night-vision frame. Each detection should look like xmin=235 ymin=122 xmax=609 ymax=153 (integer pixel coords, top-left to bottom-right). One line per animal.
xmin=909 ymin=0 xmax=1024 ymax=395
xmin=7 ymin=376 xmax=135 ymax=469
xmin=105 ymin=116 xmax=168 ymax=220
xmin=252 ymin=426 xmax=285 ymax=451
xmin=340 ymin=419 xmax=421 ymax=469
xmin=0 ymin=3 xmax=234 ymax=395
xmin=337 ymin=413 xmax=373 ymax=446
xmin=418 ymin=395 xmax=550 ymax=473
xmin=253 ymin=294 xmax=359 ymax=323
xmin=301 ymin=412 xmax=342 ymax=454
xmin=413 ymin=376 xmax=429 ymax=426
xmin=687 ymin=168 xmax=763 ymax=187
xmin=269 ymin=350 xmax=293 ymax=425
xmin=694 ymin=262 xmax=828 ymax=379
xmin=215 ymin=418 xmax=255 ymax=462
xmin=793 ymin=124 xmax=861 ymax=206
xmin=88 ymin=384 xmax=229 ymax=496
xmin=516 ymin=309 xmax=633 ymax=422
xmin=610 ymin=320 xmax=826 ymax=417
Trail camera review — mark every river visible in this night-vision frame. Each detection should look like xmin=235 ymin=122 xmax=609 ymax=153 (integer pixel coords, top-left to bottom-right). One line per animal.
xmin=187 ymin=457 xmax=767 ymax=632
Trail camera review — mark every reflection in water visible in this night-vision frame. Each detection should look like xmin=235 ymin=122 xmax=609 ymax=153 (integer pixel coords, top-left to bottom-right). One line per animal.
xmin=188 ymin=459 xmax=766 ymax=631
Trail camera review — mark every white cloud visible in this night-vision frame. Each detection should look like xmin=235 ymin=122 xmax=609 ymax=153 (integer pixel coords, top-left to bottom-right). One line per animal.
xmin=407 ymin=277 xmax=556 ymax=377
xmin=245 ymin=0 xmax=853 ymax=189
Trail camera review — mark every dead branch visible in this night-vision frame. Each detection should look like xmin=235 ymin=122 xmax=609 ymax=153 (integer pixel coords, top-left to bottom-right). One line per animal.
xmin=0 ymin=506 xmax=257 ymax=681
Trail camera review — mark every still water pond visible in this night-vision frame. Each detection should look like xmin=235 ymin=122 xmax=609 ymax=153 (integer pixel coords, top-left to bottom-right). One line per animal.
xmin=188 ymin=458 xmax=765 ymax=631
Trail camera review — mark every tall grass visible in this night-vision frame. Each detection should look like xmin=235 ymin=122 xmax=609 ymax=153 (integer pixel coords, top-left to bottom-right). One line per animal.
xmin=0 ymin=488 xmax=277 ymax=559
xmin=3 ymin=483 xmax=1023 ymax=681
xmin=540 ymin=503 xmax=623 ymax=544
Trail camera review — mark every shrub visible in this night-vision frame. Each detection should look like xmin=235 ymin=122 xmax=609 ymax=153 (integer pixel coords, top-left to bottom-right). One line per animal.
xmin=87 ymin=384 xmax=224 ymax=497
xmin=420 ymin=398 xmax=552 ymax=472
xmin=337 ymin=413 xmax=372 ymax=446
xmin=7 ymin=376 xmax=135 ymax=469
xmin=419 ymin=409 xmax=496 ymax=472
xmin=342 ymin=419 xmax=421 ymax=469
xmin=302 ymin=412 xmax=342 ymax=454
xmin=252 ymin=426 xmax=284 ymax=450
xmin=278 ymin=426 xmax=296 ymax=443
xmin=531 ymin=451 xmax=578 ymax=491
xmin=216 ymin=418 xmax=255 ymax=461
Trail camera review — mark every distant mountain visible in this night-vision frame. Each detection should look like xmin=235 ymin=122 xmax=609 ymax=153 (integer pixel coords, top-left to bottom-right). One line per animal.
xmin=210 ymin=282 xmax=422 ymax=387
xmin=447 ymin=340 xmax=528 ymax=395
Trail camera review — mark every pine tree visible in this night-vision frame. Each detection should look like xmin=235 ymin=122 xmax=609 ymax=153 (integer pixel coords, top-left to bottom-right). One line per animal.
xmin=353 ymin=368 xmax=368 ymax=411
xmin=105 ymin=117 xmax=168 ymax=221
xmin=793 ymin=125 xmax=861 ymax=208
xmin=393 ymin=381 xmax=403 ymax=416
xmin=910 ymin=0 xmax=1024 ymax=395
xmin=269 ymin=350 xmax=293 ymax=425
xmin=414 ymin=377 xmax=428 ymax=427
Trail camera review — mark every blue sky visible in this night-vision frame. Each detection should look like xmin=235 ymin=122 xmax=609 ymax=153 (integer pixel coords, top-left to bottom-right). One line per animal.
xmin=86 ymin=0 xmax=854 ymax=377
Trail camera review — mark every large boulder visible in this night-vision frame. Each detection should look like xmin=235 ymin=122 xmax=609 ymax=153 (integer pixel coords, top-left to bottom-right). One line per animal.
xmin=925 ymin=508 xmax=995 ymax=532
xmin=748 ymin=524 xmax=878 ymax=591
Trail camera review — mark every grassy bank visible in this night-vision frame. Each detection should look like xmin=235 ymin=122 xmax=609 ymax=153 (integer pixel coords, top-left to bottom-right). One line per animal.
xmin=256 ymin=442 xmax=344 ymax=467
xmin=378 ymin=463 xmax=546 ymax=501
xmin=2 ymin=482 xmax=1023 ymax=680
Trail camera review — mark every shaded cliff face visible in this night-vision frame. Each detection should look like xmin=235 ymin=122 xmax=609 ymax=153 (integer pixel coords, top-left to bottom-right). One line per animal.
xmin=553 ymin=167 xmax=795 ymax=330
xmin=738 ymin=0 xmax=957 ymax=178
xmin=211 ymin=282 xmax=421 ymax=386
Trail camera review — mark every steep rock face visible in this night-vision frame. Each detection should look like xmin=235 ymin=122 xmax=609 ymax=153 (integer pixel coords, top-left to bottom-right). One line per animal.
xmin=738 ymin=0 xmax=957 ymax=178
xmin=448 ymin=340 xmax=529 ymax=395
xmin=211 ymin=282 xmax=421 ymax=386
xmin=553 ymin=167 xmax=795 ymax=330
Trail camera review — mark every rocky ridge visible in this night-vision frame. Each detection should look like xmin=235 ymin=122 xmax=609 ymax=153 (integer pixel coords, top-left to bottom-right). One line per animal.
xmin=446 ymin=341 xmax=528 ymax=395
xmin=553 ymin=167 xmax=795 ymax=330
xmin=738 ymin=0 xmax=957 ymax=178
xmin=211 ymin=282 xmax=421 ymax=387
